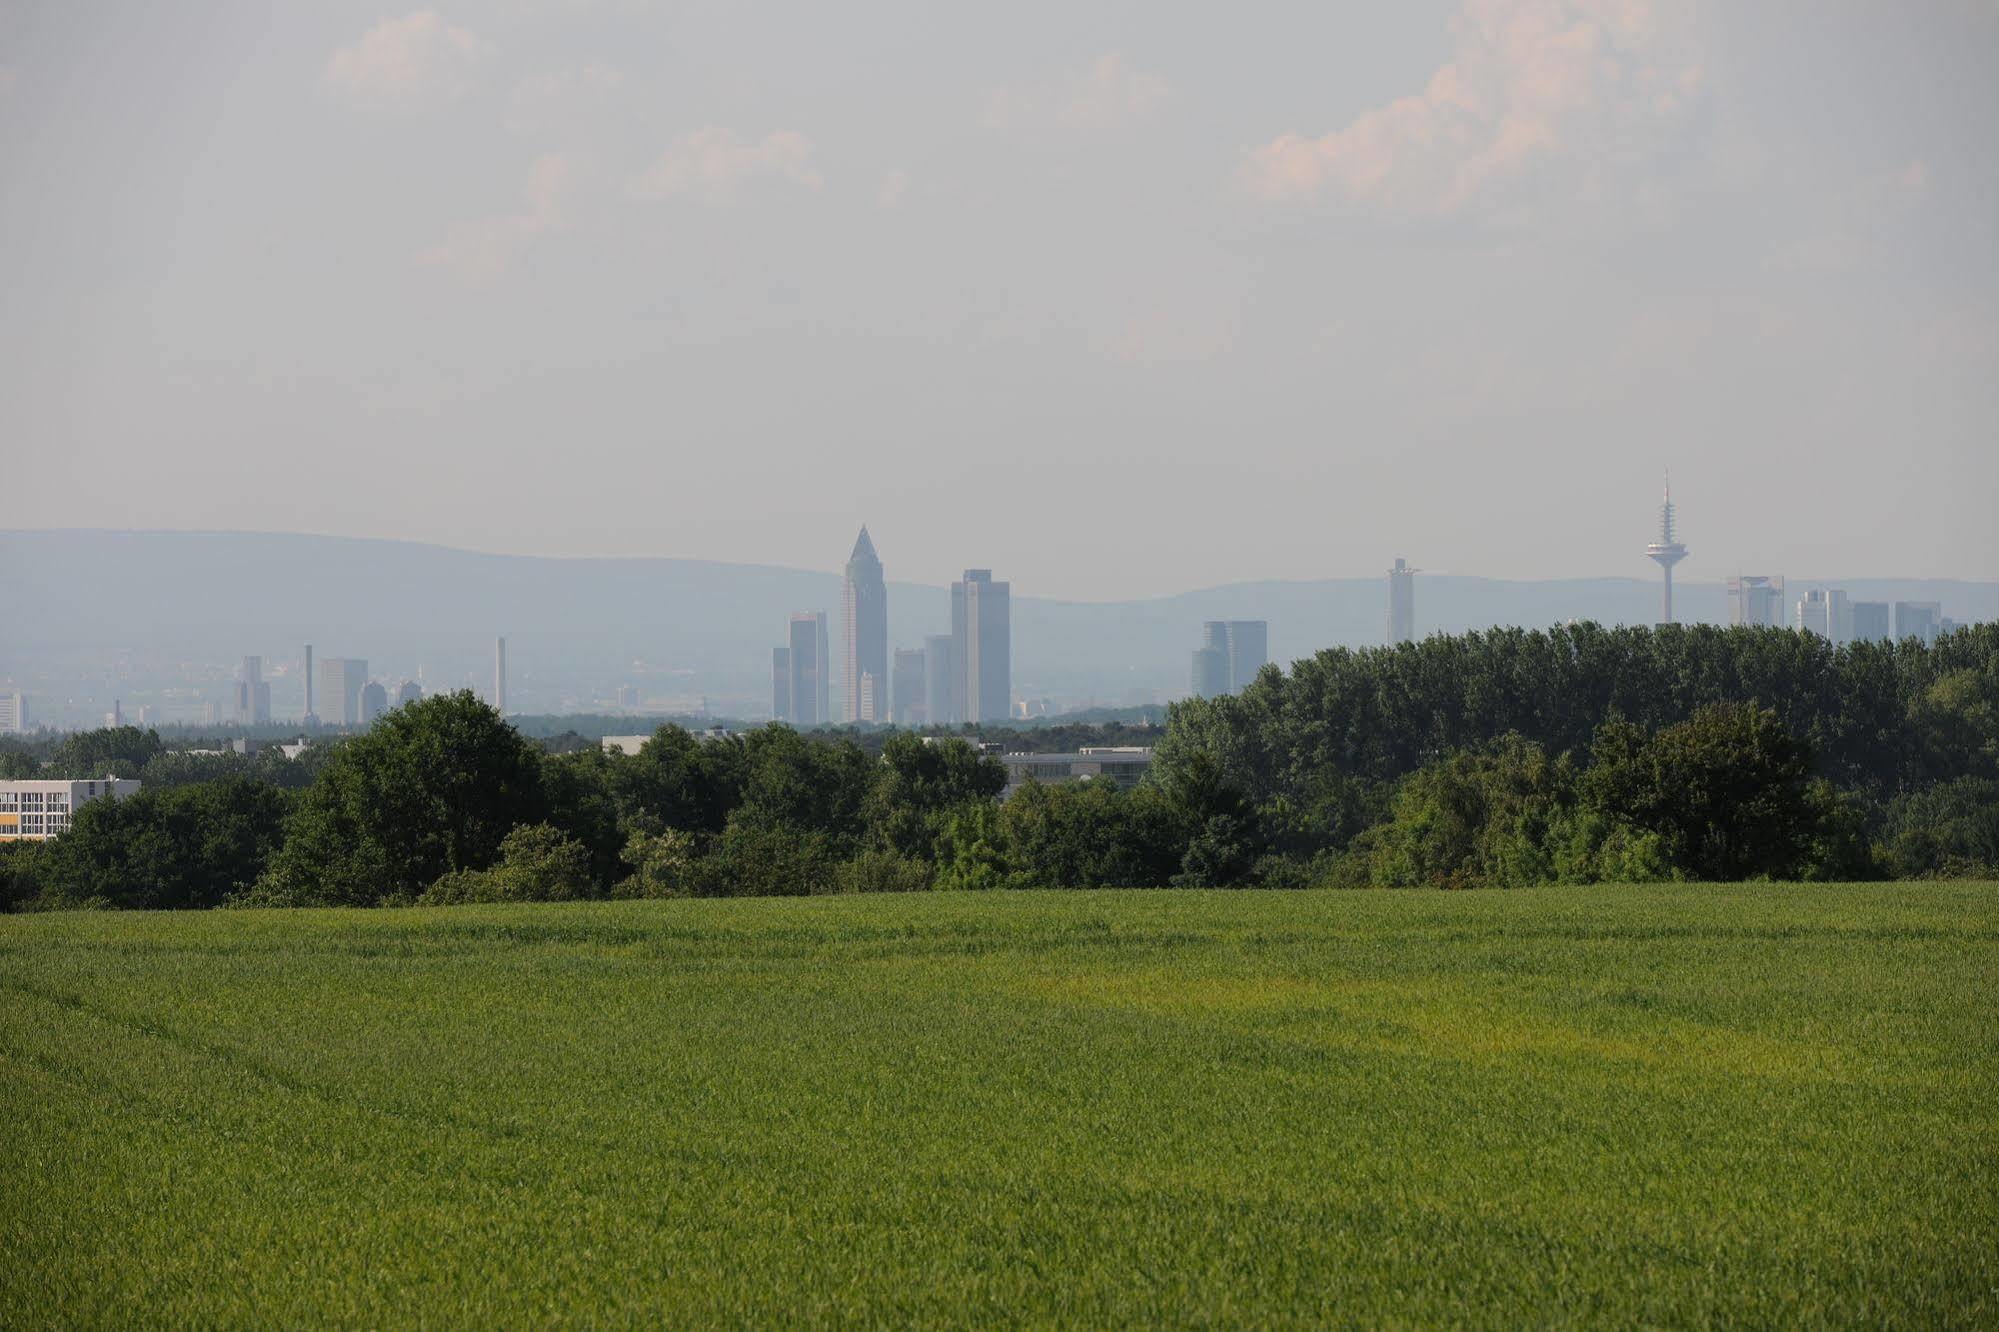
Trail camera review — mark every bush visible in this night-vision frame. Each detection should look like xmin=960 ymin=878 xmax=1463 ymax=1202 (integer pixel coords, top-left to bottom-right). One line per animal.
xmin=836 ymin=847 xmax=934 ymax=894
xmin=613 ymin=828 xmax=698 ymax=899
xmin=415 ymin=823 xmax=595 ymax=906
xmin=1881 ymin=777 xmax=1999 ymax=878
xmin=34 ymin=779 xmax=291 ymax=910
xmin=0 ymin=841 xmax=46 ymax=912
xmin=684 ymin=819 xmax=840 ymax=897
xmin=256 ymin=691 xmax=547 ymax=906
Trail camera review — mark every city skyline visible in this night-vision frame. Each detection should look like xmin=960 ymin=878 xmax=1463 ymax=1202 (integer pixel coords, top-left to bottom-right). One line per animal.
xmin=4 ymin=7 xmax=1994 ymax=600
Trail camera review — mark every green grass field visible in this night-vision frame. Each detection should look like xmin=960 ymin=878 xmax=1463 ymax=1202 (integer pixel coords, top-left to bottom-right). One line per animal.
xmin=3 ymin=885 xmax=1995 ymax=1326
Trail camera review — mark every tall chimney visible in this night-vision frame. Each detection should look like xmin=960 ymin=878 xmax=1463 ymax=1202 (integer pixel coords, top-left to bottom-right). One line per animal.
xmin=494 ymin=636 xmax=507 ymax=715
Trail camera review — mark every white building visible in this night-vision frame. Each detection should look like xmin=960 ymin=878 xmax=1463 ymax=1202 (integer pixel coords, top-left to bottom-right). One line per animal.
xmin=0 ymin=692 xmax=26 ymax=735
xmin=1796 ymin=588 xmax=1850 ymax=643
xmin=0 ymin=778 xmax=142 ymax=842
xmin=1729 ymin=576 xmax=1787 ymax=628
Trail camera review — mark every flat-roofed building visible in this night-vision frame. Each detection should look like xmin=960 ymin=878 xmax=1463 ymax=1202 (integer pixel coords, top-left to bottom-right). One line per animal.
xmin=0 ymin=777 xmax=141 ymax=841
xmin=785 ymin=612 xmax=829 ymax=725
xmin=771 ymin=647 xmax=791 ymax=720
xmin=1895 ymin=601 xmax=1943 ymax=645
xmin=952 ymin=569 xmax=1010 ymax=725
xmin=1729 ymin=575 xmax=1787 ymax=628
xmin=1387 ymin=558 xmax=1418 ymax=644
xmin=236 ymin=656 xmax=271 ymax=725
xmin=891 ymin=648 xmax=927 ymax=726
xmin=1849 ymin=601 xmax=1891 ymax=643
xmin=0 ymin=692 xmax=26 ymax=734
xmin=923 ymin=635 xmax=956 ymax=726
xmin=318 ymin=658 xmax=369 ymax=726
xmin=999 ymin=746 xmax=1154 ymax=798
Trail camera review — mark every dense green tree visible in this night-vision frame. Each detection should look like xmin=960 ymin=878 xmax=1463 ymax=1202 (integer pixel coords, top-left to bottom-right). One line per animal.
xmin=253 ymin=691 xmax=546 ymax=905
xmin=864 ymin=734 xmax=1007 ymax=858
xmin=541 ymin=748 xmax=627 ymax=889
xmin=612 ymin=828 xmax=698 ymax=899
xmin=733 ymin=726 xmax=873 ymax=848
xmin=1881 ymin=777 xmax=1999 ymax=877
xmin=685 ymin=817 xmax=840 ymax=897
xmin=32 ymin=778 xmax=290 ymax=910
xmin=45 ymin=726 xmax=165 ymax=779
xmin=998 ymin=780 xmax=1185 ymax=889
xmin=615 ymin=726 xmax=745 ymax=836
xmin=417 ymin=823 xmax=595 ymax=905
xmin=0 ymin=841 xmax=46 ymax=911
xmin=1580 ymin=703 xmax=1843 ymax=882
xmin=1342 ymin=737 xmax=1577 ymax=889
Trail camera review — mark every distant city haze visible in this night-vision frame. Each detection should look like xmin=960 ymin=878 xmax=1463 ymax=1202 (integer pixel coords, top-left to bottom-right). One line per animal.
xmin=2 ymin=3 xmax=1996 ymax=597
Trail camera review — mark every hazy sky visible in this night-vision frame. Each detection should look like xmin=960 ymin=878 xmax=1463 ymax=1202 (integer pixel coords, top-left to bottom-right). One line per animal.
xmin=3 ymin=1 xmax=1996 ymax=599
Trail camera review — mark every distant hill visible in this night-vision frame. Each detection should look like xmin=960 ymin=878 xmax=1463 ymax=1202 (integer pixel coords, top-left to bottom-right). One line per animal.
xmin=5 ymin=530 xmax=1995 ymax=717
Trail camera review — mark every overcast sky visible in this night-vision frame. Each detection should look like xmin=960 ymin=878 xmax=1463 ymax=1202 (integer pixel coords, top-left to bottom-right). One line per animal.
xmin=3 ymin=1 xmax=1995 ymax=599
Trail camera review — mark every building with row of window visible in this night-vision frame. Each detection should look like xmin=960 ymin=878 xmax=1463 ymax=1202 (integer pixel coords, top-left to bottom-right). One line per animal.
xmin=0 ymin=778 xmax=141 ymax=841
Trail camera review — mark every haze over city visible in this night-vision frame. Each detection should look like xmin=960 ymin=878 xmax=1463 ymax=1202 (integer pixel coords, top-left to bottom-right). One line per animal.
xmin=4 ymin=2 xmax=1997 ymax=599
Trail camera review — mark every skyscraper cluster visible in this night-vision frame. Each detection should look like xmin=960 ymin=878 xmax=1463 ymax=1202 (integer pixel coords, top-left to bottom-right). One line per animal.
xmin=772 ymin=612 xmax=831 ymax=725
xmin=1190 ymin=621 xmax=1269 ymax=698
xmin=770 ymin=530 xmax=1011 ymax=727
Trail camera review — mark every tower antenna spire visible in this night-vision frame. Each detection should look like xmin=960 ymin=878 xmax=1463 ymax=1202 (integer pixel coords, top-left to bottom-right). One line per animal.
xmin=1645 ymin=472 xmax=1688 ymax=625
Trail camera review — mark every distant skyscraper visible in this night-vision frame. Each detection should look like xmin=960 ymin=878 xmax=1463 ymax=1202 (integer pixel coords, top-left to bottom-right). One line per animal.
xmin=319 ymin=658 xmax=368 ymax=726
xmin=1795 ymin=589 xmax=1848 ymax=642
xmin=235 ymin=656 xmax=271 ymax=725
xmin=302 ymin=644 xmax=316 ymax=723
xmin=952 ymin=570 xmax=1010 ymax=724
xmin=1191 ymin=621 xmax=1268 ymax=697
xmin=1225 ymin=620 xmax=1268 ymax=691
xmin=923 ymin=635 xmax=956 ymax=726
xmin=1848 ymin=601 xmax=1891 ymax=643
xmin=1387 ymin=558 xmax=1418 ymax=644
xmin=1644 ymin=475 xmax=1688 ymax=625
xmin=1191 ymin=621 xmax=1230 ymax=699
xmin=0 ymin=692 xmax=26 ymax=734
xmin=891 ymin=648 xmax=927 ymax=725
xmin=358 ymin=681 xmax=388 ymax=725
xmin=786 ymin=612 xmax=829 ymax=725
xmin=1895 ymin=601 xmax=1943 ymax=646
xmin=771 ymin=647 xmax=791 ymax=720
xmin=842 ymin=527 xmax=888 ymax=724
xmin=1728 ymin=576 xmax=1787 ymax=628
xmin=395 ymin=680 xmax=423 ymax=708
xmin=494 ymin=636 xmax=507 ymax=715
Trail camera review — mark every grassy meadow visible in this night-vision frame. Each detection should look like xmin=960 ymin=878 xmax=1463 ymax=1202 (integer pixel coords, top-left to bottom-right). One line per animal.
xmin=2 ymin=883 xmax=1995 ymax=1326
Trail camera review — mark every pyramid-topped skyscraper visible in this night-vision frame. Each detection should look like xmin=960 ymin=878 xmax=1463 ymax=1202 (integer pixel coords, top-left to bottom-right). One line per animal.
xmin=842 ymin=527 xmax=888 ymax=723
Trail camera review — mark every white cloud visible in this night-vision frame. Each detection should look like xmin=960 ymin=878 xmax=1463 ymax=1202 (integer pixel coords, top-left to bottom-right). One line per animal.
xmin=984 ymin=53 xmax=1170 ymax=132
xmin=421 ymin=154 xmax=569 ymax=285
xmin=323 ymin=11 xmax=490 ymax=111
xmin=1244 ymin=0 xmax=1701 ymax=211
xmin=628 ymin=129 xmax=822 ymax=204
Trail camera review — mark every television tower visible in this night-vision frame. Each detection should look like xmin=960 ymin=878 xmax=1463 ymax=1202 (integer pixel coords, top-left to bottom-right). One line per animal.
xmin=1645 ymin=473 xmax=1688 ymax=625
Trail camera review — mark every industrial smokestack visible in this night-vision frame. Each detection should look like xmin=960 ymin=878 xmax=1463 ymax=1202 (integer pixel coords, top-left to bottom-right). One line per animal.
xmin=494 ymin=636 xmax=507 ymax=715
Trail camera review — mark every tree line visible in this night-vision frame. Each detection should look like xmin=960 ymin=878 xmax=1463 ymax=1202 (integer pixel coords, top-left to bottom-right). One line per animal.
xmin=1 ymin=622 xmax=1993 ymax=909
